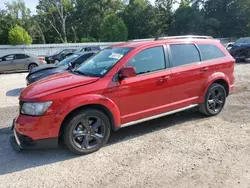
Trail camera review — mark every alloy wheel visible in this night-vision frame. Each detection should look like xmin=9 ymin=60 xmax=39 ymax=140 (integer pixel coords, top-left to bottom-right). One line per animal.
xmin=72 ymin=116 xmax=106 ymax=150
xmin=207 ymin=88 xmax=225 ymax=113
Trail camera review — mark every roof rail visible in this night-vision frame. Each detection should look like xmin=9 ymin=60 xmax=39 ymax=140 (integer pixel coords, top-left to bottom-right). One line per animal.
xmin=127 ymin=38 xmax=155 ymax=42
xmin=156 ymin=35 xmax=214 ymax=40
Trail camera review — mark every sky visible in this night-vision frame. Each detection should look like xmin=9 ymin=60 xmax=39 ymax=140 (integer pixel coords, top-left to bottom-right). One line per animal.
xmin=0 ymin=0 xmax=178 ymax=14
xmin=0 ymin=0 xmax=156 ymax=14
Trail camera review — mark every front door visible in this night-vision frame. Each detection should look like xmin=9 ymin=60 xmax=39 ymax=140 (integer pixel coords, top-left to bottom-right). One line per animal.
xmin=118 ymin=46 xmax=172 ymax=124
xmin=0 ymin=54 xmax=15 ymax=71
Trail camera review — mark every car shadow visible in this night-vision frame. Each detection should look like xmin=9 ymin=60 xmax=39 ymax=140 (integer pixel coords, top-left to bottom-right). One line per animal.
xmin=0 ymin=108 xmax=206 ymax=175
xmin=0 ymin=71 xmax=28 ymax=75
xmin=6 ymin=88 xmax=24 ymax=97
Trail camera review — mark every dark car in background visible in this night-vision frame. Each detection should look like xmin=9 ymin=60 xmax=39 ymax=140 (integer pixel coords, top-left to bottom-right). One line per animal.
xmin=229 ymin=37 xmax=250 ymax=62
xmin=0 ymin=53 xmax=45 ymax=72
xmin=45 ymin=49 xmax=77 ymax=64
xmin=26 ymin=51 xmax=96 ymax=85
xmin=74 ymin=46 xmax=101 ymax=53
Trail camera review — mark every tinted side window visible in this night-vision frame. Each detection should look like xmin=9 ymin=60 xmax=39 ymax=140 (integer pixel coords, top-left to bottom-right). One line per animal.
xmin=126 ymin=46 xmax=166 ymax=75
xmin=170 ymin=44 xmax=200 ymax=67
xmin=4 ymin=55 xmax=14 ymax=61
xmin=198 ymin=44 xmax=225 ymax=61
xmin=84 ymin=47 xmax=92 ymax=51
xmin=73 ymin=53 xmax=94 ymax=66
xmin=15 ymin=54 xmax=27 ymax=59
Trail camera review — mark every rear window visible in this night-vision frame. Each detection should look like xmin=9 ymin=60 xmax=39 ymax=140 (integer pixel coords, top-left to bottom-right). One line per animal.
xmin=235 ymin=38 xmax=250 ymax=45
xmin=198 ymin=44 xmax=225 ymax=61
xmin=15 ymin=54 xmax=28 ymax=59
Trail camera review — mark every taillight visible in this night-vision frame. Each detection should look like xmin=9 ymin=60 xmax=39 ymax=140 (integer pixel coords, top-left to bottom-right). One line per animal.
xmin=39 ymin=57 xmax=45 ymax=61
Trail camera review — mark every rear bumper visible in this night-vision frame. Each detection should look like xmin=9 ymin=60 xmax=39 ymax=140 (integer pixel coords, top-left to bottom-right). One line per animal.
xmin=10 ymin=118 xmax=58 ymax=150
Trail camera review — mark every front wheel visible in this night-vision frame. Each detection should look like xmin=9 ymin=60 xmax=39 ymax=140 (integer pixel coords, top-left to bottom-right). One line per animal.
xmin=199 ymin=83 xmax=226 ymax=116
xmin=63 ymin=109 xmax=111 ymax=155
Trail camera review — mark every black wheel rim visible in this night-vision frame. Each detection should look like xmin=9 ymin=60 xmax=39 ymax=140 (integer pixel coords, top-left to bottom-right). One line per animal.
xmin=72 ymin=116 xmax=105 ymax=150
xmin=207 ymin=88 xmax=225 ymax=113
xmin=29 ymin=64 xmax=37 ymax=70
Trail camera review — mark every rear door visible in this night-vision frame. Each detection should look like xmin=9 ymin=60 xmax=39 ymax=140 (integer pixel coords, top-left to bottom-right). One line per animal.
xmin=0 ymin=54 xmax=15 ymax=71
xmin=13 ymin=54 xmax=30 ymax=70
xmin=168 ymin=43 xmax=206 ymax=109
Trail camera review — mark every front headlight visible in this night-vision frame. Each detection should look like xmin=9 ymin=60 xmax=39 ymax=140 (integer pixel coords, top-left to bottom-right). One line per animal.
xmin=21 ymin=101 xmax=53 ymax=116
xmin=30 ymin=72 xmax=44 ymax=79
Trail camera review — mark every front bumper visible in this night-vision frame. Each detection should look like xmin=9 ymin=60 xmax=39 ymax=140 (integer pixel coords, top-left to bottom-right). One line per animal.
xmin=10 ymin=117 xmax=59 ymax=150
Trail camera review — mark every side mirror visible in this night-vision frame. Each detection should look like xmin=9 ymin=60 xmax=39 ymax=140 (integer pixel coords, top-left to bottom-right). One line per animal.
xmin=68 ymin=62 xmax=73 ymax=68
xmin=118 ymin=66 xmax=136 ymax=80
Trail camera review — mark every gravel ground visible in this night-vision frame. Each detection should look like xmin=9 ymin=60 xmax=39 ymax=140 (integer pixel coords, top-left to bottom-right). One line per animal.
xmin=0 ymin=64 xmax=250 ymax=188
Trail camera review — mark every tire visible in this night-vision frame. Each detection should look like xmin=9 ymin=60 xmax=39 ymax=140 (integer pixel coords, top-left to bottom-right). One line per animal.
xmin=28 ymin=63 xmax=38 ymax=71
xmin=199 ymin=83 xmax=226 ymax=116
xmin=63 ymin=109 xmax=111 ymax=155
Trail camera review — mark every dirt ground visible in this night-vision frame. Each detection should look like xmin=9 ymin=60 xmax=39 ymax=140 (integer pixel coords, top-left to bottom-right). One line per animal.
xmin=0 ymin=64 xmax=249 ymax=188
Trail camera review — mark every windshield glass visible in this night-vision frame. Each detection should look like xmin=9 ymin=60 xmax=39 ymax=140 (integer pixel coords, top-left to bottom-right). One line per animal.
xmin=50 ymin=49 xmax=64 ymax=56
xmin=74 ymin=47 xmax=83 ymax=53
xmin=235 ymin=38 xmax=250 ymax=45
xmin=56 ymin=54 xmax=80 ymax=66
xmin=75 ymin=47 xmax=132 ymax=77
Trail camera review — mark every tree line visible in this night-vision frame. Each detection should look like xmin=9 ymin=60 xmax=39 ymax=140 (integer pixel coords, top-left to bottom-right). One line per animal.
xmin=0 ymin=0 xmax=249 ymax=45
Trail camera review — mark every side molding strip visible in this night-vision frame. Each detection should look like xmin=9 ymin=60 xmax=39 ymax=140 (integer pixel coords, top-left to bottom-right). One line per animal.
xmin=120 ymin=104 xmax=198 ymax=128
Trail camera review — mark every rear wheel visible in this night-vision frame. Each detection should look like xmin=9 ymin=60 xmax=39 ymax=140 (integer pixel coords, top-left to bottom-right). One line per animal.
xmin=199 ymin=83 xmax=226 ymax=116
xmin=28 ymin=63 xmax=38 ymax=71
xmin=63 ymin=109 xmax=111 ymax=155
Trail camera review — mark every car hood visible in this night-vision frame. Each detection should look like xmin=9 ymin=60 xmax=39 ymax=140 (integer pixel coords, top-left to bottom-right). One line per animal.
xmin=30 ymin=64 xmax=59 ymax=74
xmin=20 ymin=72 xmax=100 ymax=100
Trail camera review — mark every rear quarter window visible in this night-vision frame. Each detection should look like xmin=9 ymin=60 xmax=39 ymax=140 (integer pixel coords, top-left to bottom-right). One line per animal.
xmin=198 ymin=44 xmax=225 ymax=61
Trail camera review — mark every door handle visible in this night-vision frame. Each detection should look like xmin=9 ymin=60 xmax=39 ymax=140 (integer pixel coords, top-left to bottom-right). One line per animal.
xmin=159 ymin=76 xmax=170 ymax=82
xmin=200 ymin=67 xmax=209 ymax=71
xmin=200 ymin=67 xmax=209 ymax=74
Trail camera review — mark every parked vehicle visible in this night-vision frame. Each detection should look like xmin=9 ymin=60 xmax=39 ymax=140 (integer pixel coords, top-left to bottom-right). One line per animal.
xmin=45 ymin=49 xmax=77 ymax=64
xmin=0 ymin=53 xmax=45 ymax=72
xmin=229 ymin=37 xmax=250 ymax=62
xmin=74 ymin=46 xmax=101 ymax=53
xmin=225 ymin=42 xmax=234 ymax=51
xmin=11 ymin=36 xmax=235 ymax=155
xmin=26 ymin=52 xmax=96 ymax=85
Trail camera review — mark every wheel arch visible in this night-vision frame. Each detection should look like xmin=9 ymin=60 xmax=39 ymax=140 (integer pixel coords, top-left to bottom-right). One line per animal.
xmin=203 ymin=73 xmax=230 ymax=97
xmin=28 ymin=62 xmax=38 ymax=69
xmin=59 ymin=103 xmax=118 ymax=137
xmin=58 ymin=95 xmax=121 ymax=136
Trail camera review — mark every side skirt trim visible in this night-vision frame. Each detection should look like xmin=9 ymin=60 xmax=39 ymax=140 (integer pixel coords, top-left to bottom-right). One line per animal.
xmin=120 ymin=104 xmax=198 ymax=128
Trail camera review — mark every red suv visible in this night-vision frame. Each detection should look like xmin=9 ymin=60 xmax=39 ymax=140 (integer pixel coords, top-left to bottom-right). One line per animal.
xmin=11 ymin=37 xmax=235 ymax=154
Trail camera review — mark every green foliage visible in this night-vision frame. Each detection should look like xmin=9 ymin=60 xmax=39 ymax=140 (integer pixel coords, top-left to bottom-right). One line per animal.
xmin=0 ymin=0 xmax=250 ymax=44
xmin=100 ymin=14 xmax=128 ymax=42
xmin=80 ymin=37 xmax=97 ymax=42
xmin=8 ymin=25 xmax=32 ymax=45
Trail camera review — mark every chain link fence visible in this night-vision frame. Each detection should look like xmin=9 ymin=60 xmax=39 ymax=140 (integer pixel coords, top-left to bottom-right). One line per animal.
xmin=0 ymin=42 xmax=122 ymax=57
xmin=0 ymin=38 xmax=238 ymax=57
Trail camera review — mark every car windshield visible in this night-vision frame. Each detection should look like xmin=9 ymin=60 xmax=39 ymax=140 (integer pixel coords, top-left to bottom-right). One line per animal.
xmin=50 ymin=49 xmax=64 ymax=56
xmin=235 ymin=38 xmax=250 ymax=45
xmin=74 ymin=47 xmax=83 ymax=53
xmin=56 ymin=54 xmax=80 ymax=66
xmin=75 ymin=47 xmax=133 ymax=77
